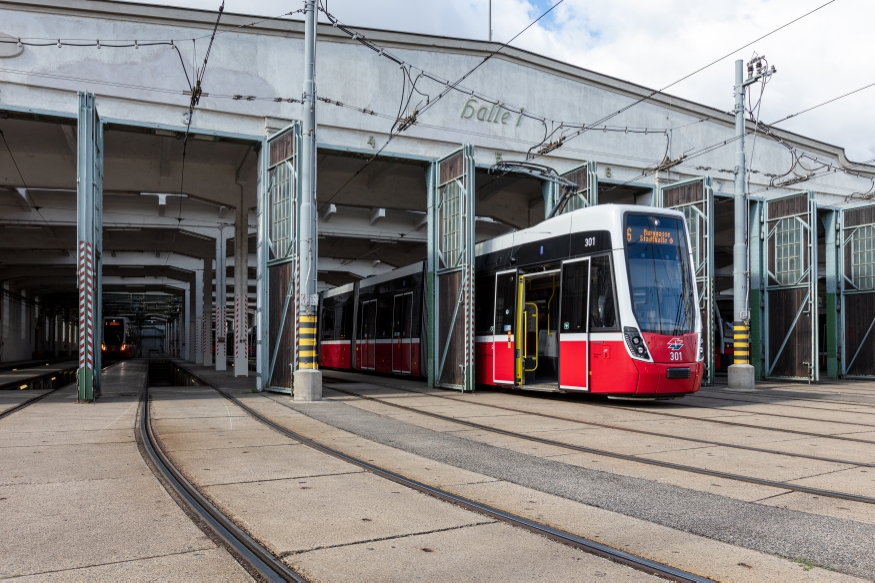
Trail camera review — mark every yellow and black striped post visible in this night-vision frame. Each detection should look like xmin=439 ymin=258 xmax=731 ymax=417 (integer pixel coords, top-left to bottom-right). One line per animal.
xmin=733 ymin=321 xmax=750 ymax=365
xmin=298 ymin=314 xmax=318 ymax=370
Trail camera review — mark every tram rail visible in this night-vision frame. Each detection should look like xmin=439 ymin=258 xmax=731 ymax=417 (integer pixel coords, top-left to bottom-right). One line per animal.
xmin=139 ymin=380 xmax=303 ymax=583
xmin=319 ymin=378 xmax=875 ymax=507
xmin=324 ymin=377 xmax=875 ymax=469
xmin=175 ymin=365 xmax=712 ymax=583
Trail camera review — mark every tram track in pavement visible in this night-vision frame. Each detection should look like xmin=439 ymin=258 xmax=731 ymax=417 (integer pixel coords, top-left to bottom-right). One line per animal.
xmin=685 ymin=389 xmax=875 ymax=416
xmin=174 ymin=367 xmax=711 ymax=583
xmin=139 ymin=381 xmax=304 ymax=582
xmin=0 ymin=361 xmax=121 ymax=421
xmin=319 ymin=378 xmax=875 ymax=507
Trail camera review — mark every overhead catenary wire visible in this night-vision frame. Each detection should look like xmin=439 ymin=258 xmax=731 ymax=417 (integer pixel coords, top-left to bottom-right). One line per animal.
xmin=313 ymin=0 xmax=568 ymax=213
xmin=165 ymin=0 xmax=226 ymax=268
xmin=526 ymin=0 xmax=839 ymax=160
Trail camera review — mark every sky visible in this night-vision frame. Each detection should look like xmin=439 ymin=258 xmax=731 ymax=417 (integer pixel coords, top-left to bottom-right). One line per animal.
xmin=134 ymin=0 xmax=874 ymax=163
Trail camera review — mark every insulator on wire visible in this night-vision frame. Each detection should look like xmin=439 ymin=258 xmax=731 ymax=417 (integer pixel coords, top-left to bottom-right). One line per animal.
xmin=57 ymin=39 xmax=61 ymax=48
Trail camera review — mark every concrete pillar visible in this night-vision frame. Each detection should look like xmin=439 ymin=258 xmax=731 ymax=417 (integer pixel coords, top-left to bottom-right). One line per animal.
xmin=184 ymin=288 xmax=191 ymax=361
xmin=234 ymin=203 xmax=249 ymax=377
xmin=20 ymin=290 xmax=26 ymax=341
xmin=1 ymin=282 xmax=9 ymax=361
xmin=194 ymin=269 xmax=204 ymax=365
xmin=215 ymin=226 xmax=227 ymax=371
xmin=203 ymin=250 xmax=213 ymax=367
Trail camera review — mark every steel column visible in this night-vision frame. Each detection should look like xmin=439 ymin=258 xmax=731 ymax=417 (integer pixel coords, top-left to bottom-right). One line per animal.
xmin=76 ymin=92 xmax=103 ymax=402
xmin=296 ymin=0 xmax=320 ymax=397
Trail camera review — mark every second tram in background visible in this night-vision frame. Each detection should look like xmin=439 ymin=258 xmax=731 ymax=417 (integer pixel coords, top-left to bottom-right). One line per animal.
xmin=102 ymin=317 xmax=138 ymax=359
xmin=318 ymin=205 xmax=703 ymax=397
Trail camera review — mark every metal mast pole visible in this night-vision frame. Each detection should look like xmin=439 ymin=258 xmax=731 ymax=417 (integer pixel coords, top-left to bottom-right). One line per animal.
xmin=489 ymin=0 xmax=492 ymax=41
xmin=295 ymin=0 xmax=322 ymax=400
xmin=729 ymin=59 xmax=754 ymax=389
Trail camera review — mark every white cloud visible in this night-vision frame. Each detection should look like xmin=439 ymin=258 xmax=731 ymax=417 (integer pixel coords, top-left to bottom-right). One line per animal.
xmin=135 ymin=0 xmax=874 ymax=161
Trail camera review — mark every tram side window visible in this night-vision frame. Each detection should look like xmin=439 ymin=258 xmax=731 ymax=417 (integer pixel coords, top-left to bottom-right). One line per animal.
xmin=336 ymin=304 xmax=351 ymax=339
xmin=589 ymin=256 xmax=618 ymax=330
xmin=475 ymin=275 xmax=495 ymax=335
xmin=494 ymin=273 xmax=516 ymax=334
xmin=561 ymin=262 xmax=589 ymax=332
xmin=321 ymin=304 xmax=336 ymax=340
xmin=377 ymin=297 xmax=393 ymax=339
xmin=359 ymin=301 xmax=371 ymax=339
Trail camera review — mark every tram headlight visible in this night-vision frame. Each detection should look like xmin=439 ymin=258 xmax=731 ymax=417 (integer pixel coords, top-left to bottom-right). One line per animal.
xmin=623 ymin=326 xmax=651 ymax=361
xmin=697 ymin=335 xmax=704 ymax=362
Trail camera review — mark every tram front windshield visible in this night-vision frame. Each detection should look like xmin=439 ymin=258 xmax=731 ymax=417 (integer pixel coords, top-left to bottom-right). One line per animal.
xmin=104 ymin=320 xmax=124 ymax=345
xmin=624 ymin=214 xmax=695 ymax=335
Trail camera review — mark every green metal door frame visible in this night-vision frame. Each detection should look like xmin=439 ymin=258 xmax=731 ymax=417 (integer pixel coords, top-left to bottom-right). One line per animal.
xmin=76 ymin=92 xmax=103 ymax=402
xmin=428 ymin=145 xmax=476 ymax=391
xmin=658 ymin=176 xmax=715 ymax=384
xmin=749 ymin=198 xmax=765 ymax=379
xmin=839 ymin=203 xmax=875 ymax=378
xmin=554 ymin=161 xmax=598 ymax=215
xmin=763 ymin=191 xmax=818 ymax=382
xmin=261 ymin=122 xmax=302 ymax=393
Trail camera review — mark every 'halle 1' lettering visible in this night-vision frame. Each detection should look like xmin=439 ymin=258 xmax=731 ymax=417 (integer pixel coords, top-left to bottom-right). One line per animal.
xmin=461 ymin=98 xmax=524 ymax=126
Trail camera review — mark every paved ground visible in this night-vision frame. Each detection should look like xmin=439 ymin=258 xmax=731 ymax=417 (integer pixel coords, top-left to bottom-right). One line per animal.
xmin=0 ymin=360 xmax=249 ymax=581
xmin=176 ymin=361 xmax=867 ymax=581
xmin=6 ymin=355 xmax=874 ymax=581
xmin=150 ymin=380 xmax=657 ymax=582
xmin=273 ymin=389 xmax=875 ymax=578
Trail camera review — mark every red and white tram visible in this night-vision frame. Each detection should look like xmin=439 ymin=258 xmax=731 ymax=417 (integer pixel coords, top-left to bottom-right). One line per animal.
xmin=318 ymin=204 xmax=703 ymax=397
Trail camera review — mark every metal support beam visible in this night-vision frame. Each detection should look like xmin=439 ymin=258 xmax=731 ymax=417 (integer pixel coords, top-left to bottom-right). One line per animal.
xmin=729 ymin=60 xmax=754 ymax=389
xmin=294 ymin=0 xmax=322 ymax=399
xmin=76 ymin=92 xmax=103 ymax=402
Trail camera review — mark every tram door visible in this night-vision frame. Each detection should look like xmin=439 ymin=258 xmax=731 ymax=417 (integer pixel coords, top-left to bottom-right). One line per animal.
xmin=392 ymin=292 xmax=413 ymax=374
xmin=360 ymin=300 xmax=377 ymax=370
xmin=558 ymin=258 xmax=590 ymax=390
xmin=515 ymin=272 xmax=562 ymax=388
xmin=493 ymin=270 xmax=517 ymax=384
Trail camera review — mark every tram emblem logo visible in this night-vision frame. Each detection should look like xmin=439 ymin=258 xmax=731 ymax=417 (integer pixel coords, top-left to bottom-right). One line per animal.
xmin=667 ymin=338 xmax=684 ymax=351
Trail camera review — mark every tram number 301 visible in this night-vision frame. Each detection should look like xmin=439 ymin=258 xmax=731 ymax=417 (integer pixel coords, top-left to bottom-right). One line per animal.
xmin=670 ymin=352 xmax=683 ymax=361
xmin=583 ymin=237 xmax=597 ymax=247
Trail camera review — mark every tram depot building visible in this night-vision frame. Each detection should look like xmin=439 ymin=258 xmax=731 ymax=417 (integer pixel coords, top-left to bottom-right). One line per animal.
xmin=0 ymin=0 xmax=874 ymax=390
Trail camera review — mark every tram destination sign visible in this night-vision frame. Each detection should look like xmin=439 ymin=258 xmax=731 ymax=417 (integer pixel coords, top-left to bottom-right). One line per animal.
xmin=626 ymin=226 xmax=675 ymax=245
